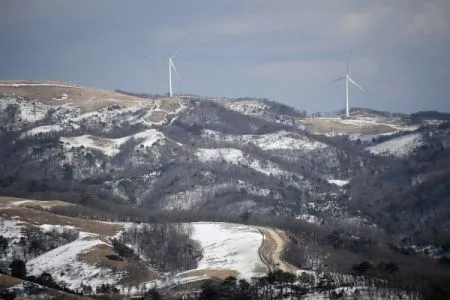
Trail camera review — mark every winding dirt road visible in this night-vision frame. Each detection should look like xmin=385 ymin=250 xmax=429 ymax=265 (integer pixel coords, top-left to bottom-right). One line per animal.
xmin=257 ymin=227 xmax=299 ymax=274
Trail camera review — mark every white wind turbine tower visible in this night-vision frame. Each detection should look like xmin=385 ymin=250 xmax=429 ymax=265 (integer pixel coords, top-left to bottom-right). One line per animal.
xmin=151 ymin=43 xmax=183 ymax=98
xmin=331 ymin=52 xmax=365 ymax=118
xmin=167 ymin=49 xmax=181 ymax=98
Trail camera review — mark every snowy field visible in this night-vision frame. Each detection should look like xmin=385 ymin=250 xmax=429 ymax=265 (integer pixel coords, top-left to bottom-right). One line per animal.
xmin=367 ymin=133 xmax=423 ymax=157
xmin=181 ymin=222 xmax=267 ymax=280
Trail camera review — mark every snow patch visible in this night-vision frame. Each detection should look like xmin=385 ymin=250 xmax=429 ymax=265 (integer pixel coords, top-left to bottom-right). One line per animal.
xmin=327 ymin=179 xmax=349 ymax=187
xmin=296 ymin=214 xmax=321 ymax=225
xmin=367 ymin=133 xmax=423 ymax=157
xmin=0 ymin=97 xmax=49 ymax=124
xmin=39 ymin=224 xmax=78 ymax=233
xmin=61 ymin=129 xmax=164 ymax=156
xmin=26 ymin=236 xmax=121 ymax=290
xmin=0 ymin=218 xmax=24 ymax=240
xmin=52 ymin=93 xmax=69 ymax=101
xmin=0 ymin=82 xmax=77 ymax=88
xmin=9 ymin=199 xmax=69 ymax=210
xmin=9 ymin=200 xmax=33 ymax=206
xmin=20 ymin=125 xmax=63 ymax=137
xmin=133 ymin=129 xmax=165 ymax=148
xmin=195 ymin=148 xmax=286 ymax=176
xmin=202 ymin=130 xmax=327 ymax=152
xmin=219 ymin=100 xmax=268 ymax=116
xmin=334 ymin=118 xmax=417 ymax=131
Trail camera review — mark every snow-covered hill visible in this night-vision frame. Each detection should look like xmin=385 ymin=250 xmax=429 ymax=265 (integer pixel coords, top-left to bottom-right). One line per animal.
xmin=0 ymin=81 xmax=356 ymax=222
xmin=26 ymin=232 xmax=119 ymax=290
xmin=1 ymin=80 xmax=449 ymax=232
xmin=1 ymin=81 xmax=450 ymax=299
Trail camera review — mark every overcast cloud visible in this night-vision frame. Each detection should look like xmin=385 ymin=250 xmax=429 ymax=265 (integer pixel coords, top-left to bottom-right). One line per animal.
xmin=1 ymin=0 xmax=449 ymax=113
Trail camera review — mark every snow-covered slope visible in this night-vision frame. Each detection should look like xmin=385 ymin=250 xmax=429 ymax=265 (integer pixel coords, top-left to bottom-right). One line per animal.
xmin=61 ymin=129 xmax=165 ymax=156
xmin=196 ymin=148 xmax=287 ymax=177
xmin=26 ymin=234 xmax=121 ymax=290
xmin=215 ymin=100 xmax=269 ymax=117
xmin=181 ymin=222 xmax=267 ymax=279
xmin=202 ymin=129 xmax=326 ymax=152
xmin=366 ymin=133 xmax=423 ymax=157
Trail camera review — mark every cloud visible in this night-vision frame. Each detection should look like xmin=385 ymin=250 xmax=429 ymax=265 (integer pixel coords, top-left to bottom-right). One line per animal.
xmin=340 ymin=12 xmax=372 ymax=36
xmin=247 ymin=55 xmax=378 ymax=84
xmin=1 ymin=0 xmax=450 ymax=113
xmin=404 ymin=1 xmax=449 ymax=37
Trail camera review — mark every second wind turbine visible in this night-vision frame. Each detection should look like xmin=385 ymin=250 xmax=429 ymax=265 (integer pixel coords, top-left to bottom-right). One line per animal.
xmin=167 ymin=50 xmax=181 ymax=98
xmin=152 ymin=47 xmax=182 ymax=98
xmin=330 ymin=53 xmax=365 ymax=118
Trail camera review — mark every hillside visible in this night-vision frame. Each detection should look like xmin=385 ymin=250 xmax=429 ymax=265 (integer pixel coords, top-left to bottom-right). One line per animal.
xmin=0 ymin=196 xmax=298 ymax=297
xmin=3 ymin=196 xmax=444 ymax=299
xmin=0 ymin=81 xmax=362 ymax=225
xmin=2 ymin=196 xmax=448 ymax=299
xmin=1 ymin=81 xmax=450 ymax=298
xmin=1 ymin=81 xmax=449 ymax=235
xmin=1 ymin=81 xmax=449 ymax=230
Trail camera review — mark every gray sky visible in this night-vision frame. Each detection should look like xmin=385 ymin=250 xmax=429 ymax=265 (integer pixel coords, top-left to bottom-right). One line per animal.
xmin=1 ymin=1 xmax=449 ymax=113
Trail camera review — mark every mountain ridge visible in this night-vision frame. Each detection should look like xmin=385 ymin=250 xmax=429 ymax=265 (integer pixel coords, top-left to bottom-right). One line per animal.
xmin=0 ymin=80 xmax=449 ymax=240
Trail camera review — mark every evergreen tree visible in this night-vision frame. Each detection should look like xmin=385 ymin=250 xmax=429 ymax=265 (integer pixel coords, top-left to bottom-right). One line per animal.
xmin=9 ymin=259 xmax=27 ymax=278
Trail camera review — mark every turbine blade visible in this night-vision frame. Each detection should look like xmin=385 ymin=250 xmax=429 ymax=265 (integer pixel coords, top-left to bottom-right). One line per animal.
xmin=321 ymin=76 xmax=345 ymax=87
xmin=170 ymin=60 xmax=181 ymax=81
xmin=170 ymin=37 xmax=187 ymax=59
xmin=347 ymin=76 xmax=365 ymax=91
xmin=346 ymin=50 xmax=352 ymax=74
xmin=331 ymin=76 xmax=345 ymax=84
xmin=171 ymin=49 xmax=180 ymax=60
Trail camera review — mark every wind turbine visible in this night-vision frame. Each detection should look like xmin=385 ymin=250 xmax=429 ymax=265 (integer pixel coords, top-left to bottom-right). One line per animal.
xmin=330 ymin=52 xmax=365 ymax=118
xmin=167 ymin=49 xmax=181 ymax=98
xmin=151 ymin=45 xmax=183 ymax=98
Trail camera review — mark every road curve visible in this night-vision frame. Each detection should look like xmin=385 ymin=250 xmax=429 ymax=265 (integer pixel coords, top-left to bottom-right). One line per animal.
xmin=257 ymin=228 xmax=272 ymax=273
xmin=257 ymin=227 xmax=299 ymax=274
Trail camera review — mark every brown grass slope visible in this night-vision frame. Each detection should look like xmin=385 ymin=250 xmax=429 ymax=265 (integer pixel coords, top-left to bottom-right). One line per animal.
xmin=0 ymin=80 xmax=181 ymax=113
